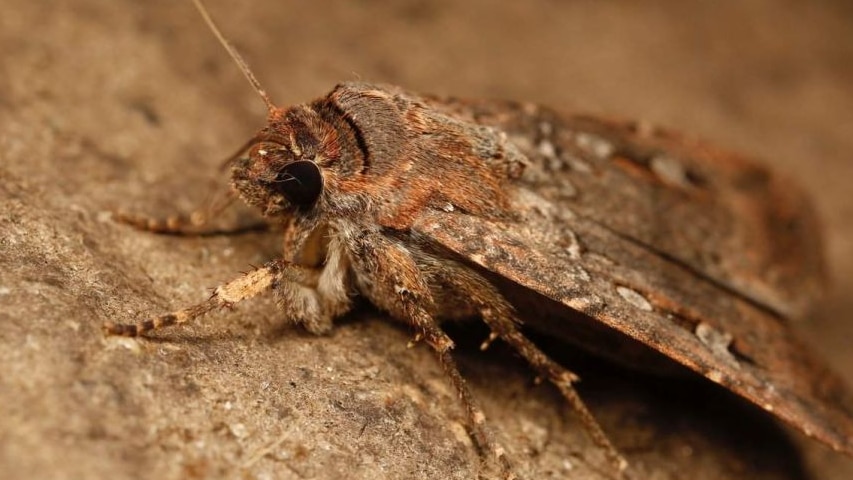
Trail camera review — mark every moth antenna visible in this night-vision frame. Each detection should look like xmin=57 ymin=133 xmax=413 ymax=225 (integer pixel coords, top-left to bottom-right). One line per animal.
xmin=191 ymin=0 xmax=276 ymax=112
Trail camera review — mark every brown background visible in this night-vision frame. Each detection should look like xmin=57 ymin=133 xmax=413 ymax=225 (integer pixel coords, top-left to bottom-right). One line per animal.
xmin=1 ymin=0 xmax=852 ymax=479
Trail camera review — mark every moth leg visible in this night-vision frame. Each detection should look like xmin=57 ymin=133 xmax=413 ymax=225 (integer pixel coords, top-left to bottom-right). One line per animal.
xmin=480 ymin=308 xmax=628 ymax=475
xmin=117 ymin=135 xmax=262 ymax=235
xmin=115 ymin=186 xmax=267 ymax=235
xmin=432 ymin=263 xmax=628 ymax=475
xmin=351 ymin=235 xmax=517 ymax=478
xmin=420 ymin=322 xmax=517 ymax=478
xmin=103 ymin=260 xmax=315 ymax=337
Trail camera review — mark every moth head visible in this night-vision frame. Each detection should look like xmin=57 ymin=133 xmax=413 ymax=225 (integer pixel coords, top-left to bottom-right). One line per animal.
xmin=231 ymin=108 xmax=336 ymax=218
xmin=188 ymin=1 xmax=329 ymax=218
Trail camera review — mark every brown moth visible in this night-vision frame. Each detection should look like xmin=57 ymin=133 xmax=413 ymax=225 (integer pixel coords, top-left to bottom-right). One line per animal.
xmin=106 ymin=0 xmax=853 ymax=477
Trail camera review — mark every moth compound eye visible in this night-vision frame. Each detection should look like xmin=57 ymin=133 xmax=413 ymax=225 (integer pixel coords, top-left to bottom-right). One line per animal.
xmin=273 ymin=160 xmax=324 ymax=208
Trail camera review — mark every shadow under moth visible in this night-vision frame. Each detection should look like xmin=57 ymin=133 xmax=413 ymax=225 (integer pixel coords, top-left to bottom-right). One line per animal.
xmin=105 ymin=1 xmax=853 ymax=478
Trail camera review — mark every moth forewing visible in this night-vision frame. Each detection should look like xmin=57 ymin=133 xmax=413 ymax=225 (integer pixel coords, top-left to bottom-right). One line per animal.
xmin=411 ymin=96 xmax=853 ymax=455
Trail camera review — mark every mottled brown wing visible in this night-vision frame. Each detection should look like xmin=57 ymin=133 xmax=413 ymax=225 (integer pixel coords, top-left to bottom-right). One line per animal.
xmin=428 ymin=99 xmax=826 ymax=320
xmin=411 ymin=101 xmax=853 ymax=455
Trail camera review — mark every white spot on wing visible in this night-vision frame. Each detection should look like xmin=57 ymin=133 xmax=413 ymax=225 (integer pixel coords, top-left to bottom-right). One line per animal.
xmin=537 ymin=139 xmax=556 ymax=158
xmin=572 ymin=266 xmax=591 ymax=282
xmin=564 ymin=230 xmax=582 ymax=260
xmin=616 ymin=286 xmax=653 ymax=311
xmin=651 ymin=155 xmax=691 ymax=188
xmin=575 ymin=133 xmax=614 ymax=159
xmin=695 ymin=322 xmax=738 ymax=366
xmin=566 ymin=155 xmax=593 ymax=173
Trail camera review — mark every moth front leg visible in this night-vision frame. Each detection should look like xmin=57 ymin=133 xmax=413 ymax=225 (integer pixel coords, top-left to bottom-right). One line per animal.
xmin=350 ymin=233 xmax=517 ymax=478
xmin=114 ymin=184 xmax=235 ymax=233
xmin=116 ymin=137 xmax=264 ymax=236
xmin=115 ymin=185 xmax=269 ymax=236
xmin=103 ymin=260 xmax=318 ymax=337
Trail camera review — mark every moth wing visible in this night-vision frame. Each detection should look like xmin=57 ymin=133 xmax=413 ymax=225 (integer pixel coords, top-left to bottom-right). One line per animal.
xmin=413 ymin=203 xmax=853 ymax=455
xmin=424 ymin=98 xmax=825 ymax=321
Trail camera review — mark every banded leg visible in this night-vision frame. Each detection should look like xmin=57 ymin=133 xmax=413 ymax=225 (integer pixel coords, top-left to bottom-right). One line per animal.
xmin=432 ymin=262 xmax=628 ymax=476
xmin=104 ymin=260 xmax=301 ymax=337
xmin=351 ymin=233 xmax=518 ymax=478
xmin=418 ymin=321 xmax=516 ymax=479
xmin=114 ymin=185 xmax=266 ymax=236
xmin=114 ymin=184 xmax=232 ymax=234
xmin=481 ymin=308 xmax=628 ymax=476
xmin=117 ymin=135 xmax=262 ymax=235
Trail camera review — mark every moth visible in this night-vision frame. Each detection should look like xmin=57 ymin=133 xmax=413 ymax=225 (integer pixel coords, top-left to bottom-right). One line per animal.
xmin=105 ymin=0 xmax=853 ymax=477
